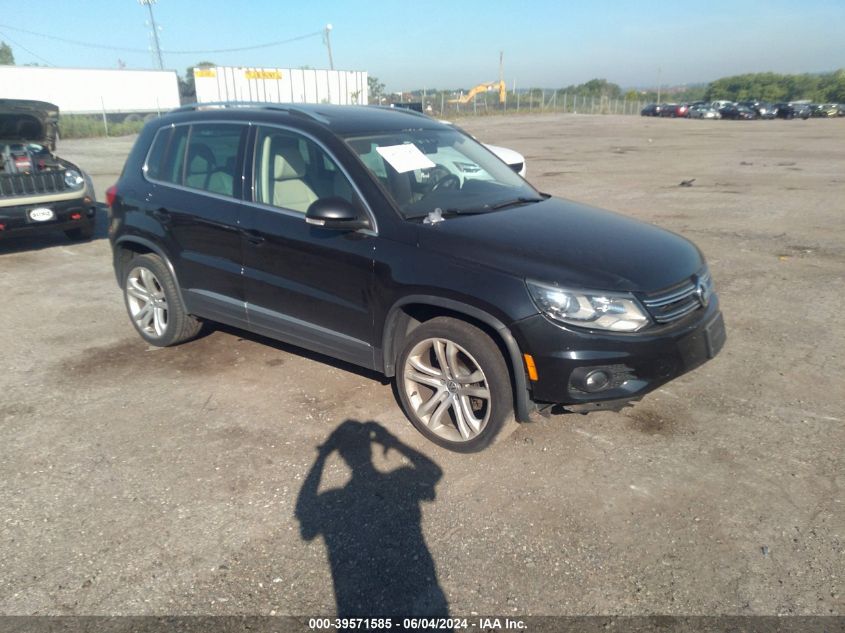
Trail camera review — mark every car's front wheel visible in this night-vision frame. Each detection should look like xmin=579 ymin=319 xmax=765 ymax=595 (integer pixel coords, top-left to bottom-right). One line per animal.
xmin=122 ymin=253 xmax=202 ymax=347
xmin=397 ymin=317 xmax=514 ymax=452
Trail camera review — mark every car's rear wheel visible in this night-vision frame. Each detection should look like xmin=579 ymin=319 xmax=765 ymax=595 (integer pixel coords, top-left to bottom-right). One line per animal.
xmin=397 ymin=317 xmax=514 ymax=452
xmin=122 ymin=253 xmax=202 ymax=347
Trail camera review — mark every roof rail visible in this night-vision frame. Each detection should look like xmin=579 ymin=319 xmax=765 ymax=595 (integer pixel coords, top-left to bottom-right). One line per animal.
xmin=171 ymin=101 xmax=292 ymax=113
xmin=371 ymin=104 xmax=432 ymax=120
xmin=169 ymin=101 xmax=330 ymax=124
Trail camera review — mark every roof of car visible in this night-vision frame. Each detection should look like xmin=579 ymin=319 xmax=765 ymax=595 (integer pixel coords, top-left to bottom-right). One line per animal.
xmin=163 ymin=102 xmax=446 ymax=135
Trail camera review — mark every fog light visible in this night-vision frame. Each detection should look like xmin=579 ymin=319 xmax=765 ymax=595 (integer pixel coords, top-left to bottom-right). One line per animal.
xmin=584 ymin=370 xmax=611 ymax=392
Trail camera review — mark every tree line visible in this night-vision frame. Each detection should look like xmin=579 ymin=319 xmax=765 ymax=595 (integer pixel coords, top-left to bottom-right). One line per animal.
xmin=389 ymin=70 xmax=845 ymax=105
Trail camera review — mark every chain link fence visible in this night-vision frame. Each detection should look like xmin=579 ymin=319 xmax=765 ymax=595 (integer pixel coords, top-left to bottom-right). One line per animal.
xmin=417 ymin=91 xmax=649 ymax=118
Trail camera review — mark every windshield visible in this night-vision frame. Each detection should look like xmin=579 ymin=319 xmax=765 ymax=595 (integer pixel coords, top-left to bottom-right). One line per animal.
xmin=343 ymin=128 xmax=539 ymax=219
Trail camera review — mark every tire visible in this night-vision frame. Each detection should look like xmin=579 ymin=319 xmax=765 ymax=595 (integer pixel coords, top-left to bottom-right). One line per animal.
xmin=396 ymin=317 xmax=514 ymax=452
xmin=64 ymin=223 xmax=94 ymax=241
xmin=122 ymin=253 xmax=202 ymax=347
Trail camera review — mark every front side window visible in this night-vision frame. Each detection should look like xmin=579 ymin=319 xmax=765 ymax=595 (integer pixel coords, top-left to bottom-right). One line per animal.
xmin=253 ymin=127 xmax=357 ymax=213
xmin=343 ymin=128 xmax=539 ymax=219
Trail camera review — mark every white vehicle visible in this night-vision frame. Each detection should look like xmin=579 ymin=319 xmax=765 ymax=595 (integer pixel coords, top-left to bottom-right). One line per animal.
xmin=689 ymin=105 xmax=722 ymax=120
xmin=0 ymin=66 xmax=180 ymax=121
xmin=710 ymin=100 xmax=734 ymax=110
xmin=194 ymin=66 xmax=368 ymax=106
xmin=485 ymin=144 xmax=527 ymax=178
xmin=438 ymin=120 xmax=527 ymax=177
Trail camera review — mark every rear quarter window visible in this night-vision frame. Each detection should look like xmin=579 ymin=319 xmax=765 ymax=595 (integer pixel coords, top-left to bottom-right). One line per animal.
xmin=144 ymin=127 xmax=172 ymax=181
xmin=145 ymin=125 xmax=188 ymax=185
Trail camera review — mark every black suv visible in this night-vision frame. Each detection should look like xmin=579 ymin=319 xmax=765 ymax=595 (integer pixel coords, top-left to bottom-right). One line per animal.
xmin=108 ymin=103 xmax=725 ymax=452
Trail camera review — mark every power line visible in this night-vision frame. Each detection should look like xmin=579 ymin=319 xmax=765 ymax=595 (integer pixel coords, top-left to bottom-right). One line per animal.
xmin=165 ymin=31 xmax=323 ymax=54
xmin=0 ymin=29 xmax=53 ymax=65
xmin=0 ymin=23 xmax=323 ymax=56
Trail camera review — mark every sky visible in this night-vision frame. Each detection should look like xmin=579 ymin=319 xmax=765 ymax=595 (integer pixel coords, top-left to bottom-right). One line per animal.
xmin=1 ymin=0 xmax=844 ymax=91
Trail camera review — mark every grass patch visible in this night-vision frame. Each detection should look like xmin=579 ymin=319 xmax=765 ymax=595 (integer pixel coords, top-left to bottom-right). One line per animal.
xmin=58 ymin=115 xmax=147 ymax=139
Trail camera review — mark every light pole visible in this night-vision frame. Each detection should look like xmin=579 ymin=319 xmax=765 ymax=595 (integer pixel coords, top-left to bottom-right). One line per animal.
xmin=139 ymin=0 xmax=164 ymax=70
xmin=324 ymin=24 xmax=334 ymax=70
xmin=656 ymin=66 xmax=662 ymax=103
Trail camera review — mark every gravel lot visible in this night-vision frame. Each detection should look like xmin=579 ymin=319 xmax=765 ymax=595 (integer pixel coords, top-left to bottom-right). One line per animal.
xmin=1 ymin=114 xmax=842 ymax=617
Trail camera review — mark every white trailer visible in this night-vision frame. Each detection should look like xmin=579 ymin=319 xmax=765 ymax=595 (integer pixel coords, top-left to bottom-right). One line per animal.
xmin=194 ymin=66 xmax=368 ymax=106
xmin=0 ymin=66 xmax=180 ymax=119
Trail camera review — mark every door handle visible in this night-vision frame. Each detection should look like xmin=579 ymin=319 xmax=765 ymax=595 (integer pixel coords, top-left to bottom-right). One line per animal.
xmin=243 ymin=229 xmax=265 ymax=245
xmin=152 ymin=208 xmax=171 ymax=223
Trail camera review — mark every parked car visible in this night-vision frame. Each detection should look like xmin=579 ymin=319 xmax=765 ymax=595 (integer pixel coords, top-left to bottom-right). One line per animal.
xmin=672 ymin=104 xmax=691 ymax=117
xmin=482 ymin=144 xmax=526 ymax=178
xmin=640 ymin=103 xmax=659 ymax=116
xmin=719 ymin=104 xmax=757 ymax=120
xmin=710 ymin=100 xmax=734 ymax=111
xmin=810 ymin=103 xmax=839 ymax=118
xmin=108 ymin=103 xmax=725 ymax=452
xmin=688 ymin=104 xmax=721 ymax=119
xmin=791 ymin=103 xmax=813 ymax=120
xmin=658 ymin=103 xmax=680 ymax=117
xmin=773 ymin=103 xmax=811 ymax=120
xmin=0 ymin=99 xmax=97 ymax=241
xmin=738 ymin=101 xmax=776 ymax=119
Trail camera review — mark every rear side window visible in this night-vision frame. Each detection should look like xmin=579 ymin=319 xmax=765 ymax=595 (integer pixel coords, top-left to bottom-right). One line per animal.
xmin=144 ymin=123 xmax=245 ymax=198
xmin=144 ymin=127 xmax=171 ymax=181
xmin=184 ymin=123 xmax=245 ymax=197
xmin=145 ymin=125 xmax=188 ymax=185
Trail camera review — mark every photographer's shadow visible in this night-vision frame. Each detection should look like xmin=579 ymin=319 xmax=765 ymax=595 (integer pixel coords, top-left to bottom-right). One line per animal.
xmin=295 ymin=420 xmax=449 ymax=617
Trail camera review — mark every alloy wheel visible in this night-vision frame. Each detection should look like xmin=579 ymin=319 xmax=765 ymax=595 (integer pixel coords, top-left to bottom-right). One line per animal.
xmin=402 ymin=337 xmax=491 ymax=442
xmin=125 ymin=266 xmax=169 ymax=338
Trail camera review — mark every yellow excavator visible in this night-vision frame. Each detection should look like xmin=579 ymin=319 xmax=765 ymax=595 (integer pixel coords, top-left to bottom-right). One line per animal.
xmin=449 ymin=80 xmax=506 ymax=105
xmin=449 ymin=52 xmax=507 ymax=105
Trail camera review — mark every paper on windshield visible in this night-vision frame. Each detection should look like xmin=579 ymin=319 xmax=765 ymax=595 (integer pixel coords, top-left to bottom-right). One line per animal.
xmin=376 ymin=144 xmax=436 ymax=174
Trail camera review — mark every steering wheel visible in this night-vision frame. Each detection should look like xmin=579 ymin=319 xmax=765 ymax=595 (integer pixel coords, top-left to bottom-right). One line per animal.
xmin=429 ymin=173 xmax=460 ymax=193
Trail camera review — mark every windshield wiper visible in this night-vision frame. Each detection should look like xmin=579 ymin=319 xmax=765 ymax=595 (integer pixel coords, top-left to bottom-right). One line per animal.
xmin=413 ymin=197 xmax=543 ymax=222
xmin=488 ymin=196 xmax=543 ymax=210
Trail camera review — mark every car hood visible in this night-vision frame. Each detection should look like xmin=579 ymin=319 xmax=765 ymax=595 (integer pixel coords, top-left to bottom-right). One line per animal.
xmin=416 ymin=197 xmax=704 ymax=293
xmin=0 ymin=99 xmax=59 ymax=145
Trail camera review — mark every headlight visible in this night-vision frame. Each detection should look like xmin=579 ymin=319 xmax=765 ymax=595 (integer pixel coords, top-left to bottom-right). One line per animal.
xmin=64 ymin=169 xmax=85 ymax=189
xmin=527 ymin=280 xmax=650 ymax=332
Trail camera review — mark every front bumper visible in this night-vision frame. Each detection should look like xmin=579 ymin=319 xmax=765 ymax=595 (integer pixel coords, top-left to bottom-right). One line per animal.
xmin=0 ymin=196 xmax=96 ymax=239
xmin=514 ymin=298 xmax=726 ymax=406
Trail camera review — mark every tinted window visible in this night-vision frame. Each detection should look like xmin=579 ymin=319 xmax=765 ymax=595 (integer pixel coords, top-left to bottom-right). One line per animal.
xmin=150 ymin=125 xmax=188 ymax=185
xmin=144 ymin=127 xmax=172 ymax=181
xmin=254 ymin=127 xmax=357 ymax=213
xmin=184 ymin=124 xmax=244 ymax=197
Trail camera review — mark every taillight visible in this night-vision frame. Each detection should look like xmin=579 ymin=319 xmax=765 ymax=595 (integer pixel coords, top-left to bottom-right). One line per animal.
xmin=105 ymin=185 xmax=117 ymax=208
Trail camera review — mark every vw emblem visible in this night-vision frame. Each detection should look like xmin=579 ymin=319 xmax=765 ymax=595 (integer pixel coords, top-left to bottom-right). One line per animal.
xmin=695 ymin=280 xmax=710 ymax=307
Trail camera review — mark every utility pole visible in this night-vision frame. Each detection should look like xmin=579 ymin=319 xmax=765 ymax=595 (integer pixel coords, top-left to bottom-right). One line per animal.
xmin=139 ymin=0 xmax=164 ymax=70
xmin=324 ymin=24 xmax=335 ymax=70
xmin=656 ymin=66 xmax=662 ymax=103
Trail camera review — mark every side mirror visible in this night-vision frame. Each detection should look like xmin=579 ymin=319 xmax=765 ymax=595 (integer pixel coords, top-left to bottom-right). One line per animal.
xmin=305 ymin=197 xmax=368 ymax=231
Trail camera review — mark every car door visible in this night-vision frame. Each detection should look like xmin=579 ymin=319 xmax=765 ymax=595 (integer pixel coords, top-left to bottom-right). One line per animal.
xmin=145 ymin=122 xmax=249 ymax=327
xmin=240 ymin=125 xmax=379 ymax=369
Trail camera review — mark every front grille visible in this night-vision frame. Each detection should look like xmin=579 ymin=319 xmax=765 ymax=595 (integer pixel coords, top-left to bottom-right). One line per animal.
xmin=0 ymin=172 xmax=69 ymax=198
xmin=642 ymin=268 xmax=713 ymax=324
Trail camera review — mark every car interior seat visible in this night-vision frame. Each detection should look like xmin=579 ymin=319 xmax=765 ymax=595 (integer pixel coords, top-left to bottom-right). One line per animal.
xmin=185 ymin=143 xmax=216 ymax=190
xmin=267 ymin=136 xmax=318 ymax=212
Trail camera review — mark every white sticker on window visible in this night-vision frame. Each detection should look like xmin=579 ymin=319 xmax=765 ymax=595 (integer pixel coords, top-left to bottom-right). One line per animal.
xmin=376 ymin=143 xmax=436 ymax=174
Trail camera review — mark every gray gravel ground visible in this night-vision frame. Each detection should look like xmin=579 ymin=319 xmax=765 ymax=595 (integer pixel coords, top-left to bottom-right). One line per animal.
xmin=0 ymin=115 xmax=842 ymax=617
